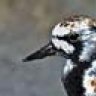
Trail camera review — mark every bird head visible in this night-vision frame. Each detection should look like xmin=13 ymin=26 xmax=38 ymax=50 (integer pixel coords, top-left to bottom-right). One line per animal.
xmin=22 ymin=15 xmax=96 ymax=62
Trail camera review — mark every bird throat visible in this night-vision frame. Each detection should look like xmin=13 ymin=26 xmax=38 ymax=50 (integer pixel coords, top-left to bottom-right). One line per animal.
xmin=63 ymin=60 xmax=92 ymax=96
xmin=67 ymin=40 xmax=83 ymax=64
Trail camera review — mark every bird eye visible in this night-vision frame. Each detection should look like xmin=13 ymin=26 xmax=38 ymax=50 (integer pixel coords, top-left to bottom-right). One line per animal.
xmin=69 ymin=34 xmax=79 ymax=42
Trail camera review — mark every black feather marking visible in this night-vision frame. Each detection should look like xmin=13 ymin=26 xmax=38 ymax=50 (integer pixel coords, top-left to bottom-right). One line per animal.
xmin=61 ymin=61 xmax=92 ymax=96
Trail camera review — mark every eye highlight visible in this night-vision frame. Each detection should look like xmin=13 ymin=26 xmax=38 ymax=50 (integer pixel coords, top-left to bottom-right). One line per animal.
xmin=69 ymin=34 xmax=79 ymax=42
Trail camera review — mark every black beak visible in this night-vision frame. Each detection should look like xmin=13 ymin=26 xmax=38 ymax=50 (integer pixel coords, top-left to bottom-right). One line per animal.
xmin=22 ymin=42 xmax=57 ymax=62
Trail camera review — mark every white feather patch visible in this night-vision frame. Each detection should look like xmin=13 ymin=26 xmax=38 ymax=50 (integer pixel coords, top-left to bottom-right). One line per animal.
xmin=63 ymin=59 xmax=76 ymax=78
xmin=79 ymin=41 xmax=96 ymax=62
xmin=52 ymin=23 xmax=70 ymax=36
xmin=52 ymin=38 xmax=75 ymax=54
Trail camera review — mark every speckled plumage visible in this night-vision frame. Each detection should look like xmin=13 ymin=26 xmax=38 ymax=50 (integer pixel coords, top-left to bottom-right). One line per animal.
xmin=23 ymin=15 xmax=96 ymax=96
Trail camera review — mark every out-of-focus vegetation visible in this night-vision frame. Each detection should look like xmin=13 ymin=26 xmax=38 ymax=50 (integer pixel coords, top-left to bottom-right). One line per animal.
xmin=1 ymin=0 xmax=96 ymax=33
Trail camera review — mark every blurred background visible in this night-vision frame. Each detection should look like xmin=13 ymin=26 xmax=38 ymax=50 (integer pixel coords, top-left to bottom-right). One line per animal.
xmin=0 ymin=0 xmax=96 ymax=96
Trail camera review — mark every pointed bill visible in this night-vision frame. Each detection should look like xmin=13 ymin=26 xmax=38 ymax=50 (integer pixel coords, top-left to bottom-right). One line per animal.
xmin=22 ymin=42 xmax=57 ymax=62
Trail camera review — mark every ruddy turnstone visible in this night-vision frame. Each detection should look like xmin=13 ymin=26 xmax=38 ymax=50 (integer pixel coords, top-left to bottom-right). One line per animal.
xmin=23 ymin=15 xmax=96 ymax=96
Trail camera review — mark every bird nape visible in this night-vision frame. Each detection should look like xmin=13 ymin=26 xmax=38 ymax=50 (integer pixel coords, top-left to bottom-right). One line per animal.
xmin=22 ymin=15 xmax=96 ymax=96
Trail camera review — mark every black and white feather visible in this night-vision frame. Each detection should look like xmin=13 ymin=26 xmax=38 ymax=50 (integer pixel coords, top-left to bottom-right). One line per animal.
xmin=23 ymin=15 xmax=96 ymax=96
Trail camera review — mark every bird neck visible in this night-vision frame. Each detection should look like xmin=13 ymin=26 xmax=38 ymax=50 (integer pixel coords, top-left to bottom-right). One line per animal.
xmin=69 ymin=40 xmax=96 ymax=64
xmin=79 ymin=41 xmax=96 ymax=62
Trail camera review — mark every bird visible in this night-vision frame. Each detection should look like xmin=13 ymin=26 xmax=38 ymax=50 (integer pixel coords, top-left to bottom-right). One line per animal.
xmin=22 ymin=15 xmax=96 ymax=96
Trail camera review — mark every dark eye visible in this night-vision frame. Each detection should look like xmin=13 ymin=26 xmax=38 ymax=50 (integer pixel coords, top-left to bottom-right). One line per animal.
xmin=69 ymin=34 xmax=79 ymax=42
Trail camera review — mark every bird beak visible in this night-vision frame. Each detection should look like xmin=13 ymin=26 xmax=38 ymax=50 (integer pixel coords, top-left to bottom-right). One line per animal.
xmin=22 ymin=42 xmax=57 ymax=62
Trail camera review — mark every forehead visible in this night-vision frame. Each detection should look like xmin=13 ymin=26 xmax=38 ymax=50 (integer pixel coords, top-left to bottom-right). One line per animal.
xmin=52 ymin=16 xmax=95 ymax=37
